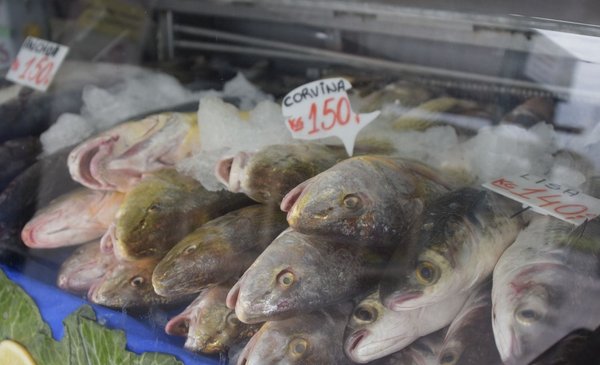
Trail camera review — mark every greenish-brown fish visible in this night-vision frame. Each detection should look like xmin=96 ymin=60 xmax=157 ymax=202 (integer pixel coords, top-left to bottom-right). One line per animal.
xmin=281 ymin=155 xmax=454 ymax=247
xmin=100 ymin=168 xmax=252 ymax=260
xmin=236 ymin=303 xmax=355 ymax=365
xmin=165 ymin=284 xmax=261 ymax=354
xmin=87 ymin=256 xmax=187 ymax=308
xmin=226 ymin=228 xmax=391 ymax=324
xmin=215 ymin=142 xmax=394 ymax=204
xmin=152 ymin=205 xmax=287 ymax=297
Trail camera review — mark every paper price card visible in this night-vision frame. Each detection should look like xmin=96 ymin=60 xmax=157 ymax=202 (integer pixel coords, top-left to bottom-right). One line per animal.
xmin=483 ymin=174 xmax=600 ymax=226
xmin=6 ymin=37 xmax=69 ymax=92
xmin=281 ymin=78 xmax=380 ymax=156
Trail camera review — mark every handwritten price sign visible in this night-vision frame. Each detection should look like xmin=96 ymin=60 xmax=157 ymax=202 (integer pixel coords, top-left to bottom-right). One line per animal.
xmin=281 ymin=78 xmax=380 ymax=156
xmin=483 ymin=174 xmax=600 ymax=226
xmin=6 ymin=37 xmax=69 ymax=92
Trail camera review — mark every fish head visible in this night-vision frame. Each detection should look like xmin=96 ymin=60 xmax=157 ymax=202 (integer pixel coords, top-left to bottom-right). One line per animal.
xmin=283 ymin=156 xmax=432 ymax=243
xmin=152 ymin=226 xmax=227 ymax=297
xmin=57 ymin=241 xmax=113 ymax=293
xmin=113 ymin=170 xmax=201 ymax=259
xmin=492 ymin=258 xmax=600 ymax=365
xmin=237 ymin=308 xmax=350 ymax=365
xmin=216 ymin=144 xmax=341 ymax=204
xmin=185 ymin=286 xmax=257 ymax=354
xmin=68 ymin=113 xmax=198 ymax=192
xmin=21 ymin=188 xmax=114 ymax=248
xmin=381 ymin=207 xmax=477 ymax=311
xmin=87 ymin=257 xmax=166 ymax=308
xmin=228 ymin=230 xmax=362 ymax=323
xmin=344 ymin=291 xmax=395 ymax=363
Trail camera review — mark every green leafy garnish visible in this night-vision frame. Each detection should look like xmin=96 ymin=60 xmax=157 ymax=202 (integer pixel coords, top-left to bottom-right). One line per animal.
xmin=0 ymin=270 xmax=183 ymax=365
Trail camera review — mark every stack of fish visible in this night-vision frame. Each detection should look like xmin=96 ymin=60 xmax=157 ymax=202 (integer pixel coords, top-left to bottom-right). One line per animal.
xmin=7 ymin=85 xmax=600 ymax=365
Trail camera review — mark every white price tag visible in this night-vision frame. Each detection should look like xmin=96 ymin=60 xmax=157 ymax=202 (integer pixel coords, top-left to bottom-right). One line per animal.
xmin=281 ymin=77 xmax=380 ymax=156
xmin=5 ymin=37 xmax=69 ymax=92
xmin=482 ymin=174 xmax=600 ymax=226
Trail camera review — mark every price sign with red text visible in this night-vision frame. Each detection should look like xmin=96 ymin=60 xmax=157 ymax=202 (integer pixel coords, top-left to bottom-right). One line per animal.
xmin=6 ymin=37 xmax=69 ymax=92
xmin=483 ymin=174 xmax=600 ymax=226
xmin=281 ymin=78 xmax=380 ymax=156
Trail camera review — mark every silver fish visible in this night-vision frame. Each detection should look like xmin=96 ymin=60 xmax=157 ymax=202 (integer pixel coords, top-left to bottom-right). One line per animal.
xmin=344 ymin=289 xmax=468 ymax=363
xmin=380 ymin=188 xmax=523 ymax=311
xmin=57 ymin=241 xmax=114 ymax=294
xmin=492 ymin=216 xmax=600 ymax=365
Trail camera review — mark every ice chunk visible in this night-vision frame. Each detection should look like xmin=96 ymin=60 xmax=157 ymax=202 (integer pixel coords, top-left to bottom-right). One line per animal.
xmin=222 ymin=72 xmax=273 ymax=110
xmin=40 ymin=113 xmax=95 ymax=155
xmin=461 ymin=123 xmax=558 ymax=183
xmin=178 ymin=96 xmax=293 ymax=190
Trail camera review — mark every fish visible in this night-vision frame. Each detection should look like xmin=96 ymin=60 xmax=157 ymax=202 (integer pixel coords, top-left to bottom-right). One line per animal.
xmin=529 ymin=326 xmax=600 ymax=365
xmin=281 ymin=155 xmax=454 ymax=247
xmin=226 ymin=228 xmax=391 ymax=324
xmin=56 ymin=241 xmax=114 ymax=294
xmin=236 ymin=303 xmax=354 ymax=365
xmin=152 ymin=205 xmax=287 ymax=297
xmin=87 ymin=256 xmax=187 ymax=308
xmin=215 ymin=142 xmax=395 ymax=204
xmin=0 ymin=137 xmax=41 ymax=192
xmin=358 ymin=82 xmax=433 ymax=114
xmin=436 ymin=281 xmax=501 ymax=365
xmin=0 ymin=61 xmax=150 ymax=143
xmin=101 ymin=169 xmax=252 ymax=260
xmin=343 ymin=289 xmax=468 ymax=363
xmin=501 ymin=97 xmax=555 ymax=129
xmin=492 ymin=216 xmax=600 ymax=365
xmin=165 ymin=284 xmax=261 ymax=354
xmin=368 ymin=330 xmax=446 ymax=365
xmin=215 ymin=143 xmax=350 ymax=204
xmin=68 ymin=112 xmax=199 ymax=192
xmin=392 ymin=97 xmax=489 ymax=133
xmin=21 ymin=188 xmax=124 ymax=248
xmin=380 ymin=187 xmax=524 ymax=311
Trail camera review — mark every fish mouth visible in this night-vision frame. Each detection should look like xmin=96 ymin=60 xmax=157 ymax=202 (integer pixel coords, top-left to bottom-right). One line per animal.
xmin=165 ymin=313 xmax=191 ymax=337
xmin=86 ymin=278 xmax=104 ymax=303
xmin=100 ymin=223 xmax=116 ymax=254
xmin=69 ymin=135 xmax=119 ymax=190
xmin=345 ymin=329 xmax=371 ymax=363
xmin=215 ymin=152 xmax=253 ymax=193
xmin=383 ymin=291 xmax=423 ymax=311
xmin=237 ymin=327 xmax=263 ymax=365
xmin=226 ymin=280 xmax=242 ymax=310
xmin=280 ymin=181 xmax=307 ymax=214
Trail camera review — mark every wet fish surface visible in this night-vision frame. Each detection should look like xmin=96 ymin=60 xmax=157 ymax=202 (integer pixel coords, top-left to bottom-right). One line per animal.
xmin=101 ymin=169 xmax=252 ymax=260
xmin=282 ymin=155 xmax=454 ymax=247
xmin=380 ymin=187 xmax=523 ymax=311
xmin=57 ymin=241 xmax=114 ymax=294
xmin=68 ymin=112 xmax=198 ymax=192
xmin=492 ymin=216 xmax=600 ymax=365
xmin=165 ymin=284 xmax=261 ymax=354
xmin=236 ymin=303 xmax=354 ymax=365
xmin=21 ymin=188 xmax=124 ymax=248
xmin=343 ymin=289 xmax=468 ymax=363
xmin=153 ymin=205 xmax=287 ymax=297
xmin=227 ymin=228 xmax=391 ymax=324
xmin=528 ymin=326 xmax=600 ymax=365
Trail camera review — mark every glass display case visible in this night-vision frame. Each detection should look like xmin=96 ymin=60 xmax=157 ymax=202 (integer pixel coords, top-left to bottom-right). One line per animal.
xmin=1 ymin=1 xmax=600 ymax=364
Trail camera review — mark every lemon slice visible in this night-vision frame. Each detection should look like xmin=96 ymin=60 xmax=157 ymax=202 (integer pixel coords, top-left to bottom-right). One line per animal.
xmin=0 ymin=340 xmax=36 ymax=365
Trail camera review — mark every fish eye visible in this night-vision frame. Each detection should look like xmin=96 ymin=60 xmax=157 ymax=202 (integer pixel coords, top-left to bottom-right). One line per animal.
xmin=515 ymin=308 xmax=541 ymax=325
xmin=440 ymin=352 xmax=458 ymax=364
xmin=183 ymin=245 xmax=197 ymax=255
xmin=289 ymin=338 xmax=308 ymax=357
xmin=130 ymin=276 xmax=145 ymax=287
xmin=277 ymin=270 xmax=295 ymax=287
xmin=353 ymin=304 xmax=378 ymax=323
xmin=342 ymin=194 xmax=362 ymax=210
xmin=148 ymin=204 xmax=161 ymax=212
xmin=226 ymin=312 xmax=241 ymax=326
xmin=415 ymin=261 xmax=439 ymax=285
